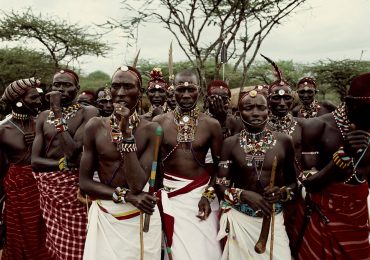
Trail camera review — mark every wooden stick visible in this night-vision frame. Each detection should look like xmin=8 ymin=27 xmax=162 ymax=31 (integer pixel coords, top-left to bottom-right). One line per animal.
xmin=143 ymin=126 xmax=163 ymax=232
xmin=255 ymin=156 xmax=277 ymax=254
xmin=140 ymin=212 xmax=144 ymax=260
xmin=270 ymin=203 xmax=275 ymax=260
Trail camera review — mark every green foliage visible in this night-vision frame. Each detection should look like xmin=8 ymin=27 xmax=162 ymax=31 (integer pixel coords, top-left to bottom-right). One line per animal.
xmin=0 ymin=8 xmax=110 ymax=68
xmin=79 ymin=71 xmax=111 ymax=91
xmin=0 ymin=47 xmax=56 ymax=95
xmin=309 ymin=59 xmax=370 ymax=101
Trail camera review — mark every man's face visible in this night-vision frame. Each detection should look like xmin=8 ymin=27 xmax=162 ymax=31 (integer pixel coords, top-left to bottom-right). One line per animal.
xmin=269 ymin=85 xmax=293 ymax=117
xmin=166 ymin=89 xmax=177 ymax=110
xmin=346 ymin=97 xmax=370 ymax=131
xmin=96 ymin=91 xmax=113 ymax=117
xmin=297 ymin=83 xmax=317 ymax=106
xmin=147 ymin=87 xmax=166 ymax=107
xmin=239 ymin=94 xmax=268 ymax=131
xmin=52 ymin=73 xmax=79 ymax=105
xmin=207 ymin=88 xmax=230 ymax=114
xmin=174 ymin=74 xmax=199 ymax=111
xmin=110 ymin=70 xmax=141 ymax=110
xmin=21 ymin=88 xmax=42 ymax=116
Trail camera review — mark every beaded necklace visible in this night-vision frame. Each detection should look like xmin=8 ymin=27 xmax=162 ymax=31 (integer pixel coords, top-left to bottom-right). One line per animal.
xmin=300 ymin=100 xmax=320 ymax=118
xmin=239 ymin=128 xmax=276 ymax=168
xmin=267 ymin=114 xmax=297 ymax=136
xmin=46 ymin=103 xmax=81 ymax=124
xmin=332 ymin=103 xmax=365 ymax=184
xmin=173 ymin=106 xmax=200 ymax=143
xmin=12 ymin=111 xmax=30 ymax=120
xmin=109 ymin=110 xmax=141 ymax=145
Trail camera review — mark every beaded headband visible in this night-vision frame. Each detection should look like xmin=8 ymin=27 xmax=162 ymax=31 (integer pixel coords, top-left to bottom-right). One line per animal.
xmin=56 ymin=70 xmax=79 ymax=84
xmin=114 ymin=66 xmax=142 ymax=88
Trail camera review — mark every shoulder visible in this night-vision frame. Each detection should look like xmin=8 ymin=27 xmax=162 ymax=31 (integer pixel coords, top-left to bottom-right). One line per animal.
xmin=200 ymin=112 xmax=220 ymax=126
xmin=153 ymin=111 xmax=172 ymax=124
xmin=82 ymin=105 xmax=99 ymax=117
xmin=85 ymin=116 xmax=105 ymax=130
xmin=273 ymin=131 xmax=293 ymax=145
xmin=36 ymin=110 xmax=50 ymax=122
xmin=224 ymin=134 xmax=239 ymax=146
xmin=139 ymin=118 xmax=160 ymax=134
xmin=301 ymin=113 xmax=332 ymax=140
xmin=319 ymin=101 xmax=336 ymax=112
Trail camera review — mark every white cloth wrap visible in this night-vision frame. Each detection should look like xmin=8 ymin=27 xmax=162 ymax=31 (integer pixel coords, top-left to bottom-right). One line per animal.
xmin=217 ymin=208 xmax=291 ymax=260
xmin=161 ymin=173 xmax=222 ymax=260
xmin=83 ymin=199 xmax=161 ymax=260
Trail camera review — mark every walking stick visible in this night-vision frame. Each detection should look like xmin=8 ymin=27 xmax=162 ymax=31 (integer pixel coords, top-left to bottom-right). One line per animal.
xmin=143 ymin=126 xmax=163 ymax=232
xmin=140 ymin=212 xmax=144 ymax=260
xmin=255 ymin=156 xmax=277 ymax=254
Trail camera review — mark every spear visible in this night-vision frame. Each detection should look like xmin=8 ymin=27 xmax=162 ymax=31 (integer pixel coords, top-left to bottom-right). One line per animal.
xmin=221 ymin=42 xmax=227 ymax=81
xmin=132 ymin=49 xmax=141 ymax=68
xmin=168 ymin=41 xmax=174 ymax=84
xmin=255 ymin=156 xmax=277 ymax=254
xmin=143 ymin=126 xmax=163 ymax=232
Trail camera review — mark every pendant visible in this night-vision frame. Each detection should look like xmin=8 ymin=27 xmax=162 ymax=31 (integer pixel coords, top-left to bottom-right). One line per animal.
xmin=182 ymin=115 xmax=189 ymax=123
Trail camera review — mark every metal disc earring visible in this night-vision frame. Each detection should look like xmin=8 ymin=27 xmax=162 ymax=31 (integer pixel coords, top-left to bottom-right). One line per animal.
xmin=16 ymin=101 xmax=23 ymax=107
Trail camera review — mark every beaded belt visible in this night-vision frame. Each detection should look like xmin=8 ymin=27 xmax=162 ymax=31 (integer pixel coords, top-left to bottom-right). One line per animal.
xmin=233 ymin=202 xmax=283 ymax=218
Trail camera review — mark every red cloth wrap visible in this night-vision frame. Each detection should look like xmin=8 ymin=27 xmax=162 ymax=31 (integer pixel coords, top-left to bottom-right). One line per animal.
xmin=2 ymin=165 xmax=49 ymax=260
xmin=298 ymin=182 xmax=370 ymax=260
xmin=33 ymin=169 xmax=87 ymax=260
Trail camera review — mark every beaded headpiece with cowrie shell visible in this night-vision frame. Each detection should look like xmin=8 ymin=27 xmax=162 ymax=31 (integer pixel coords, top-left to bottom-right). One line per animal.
xmin=97 ymin=87 xmax=112 ymax=102
xmin=148 ymin=68 xmax=168 ymax=91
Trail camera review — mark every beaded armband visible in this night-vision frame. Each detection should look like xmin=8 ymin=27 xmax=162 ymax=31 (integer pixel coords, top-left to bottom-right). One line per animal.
xmin=54 ymin=118 xmax=68 ymax=133
xmin=112 ymin=187 xmax=130 ymax=204
xmin=202 ymin=186 xmax=216 ymax=203
xmin=301 ymin=151 xmax=319 ymax=155
xmin=332 ymin=147 xmax=352 ymax=169
xmin=58 ymin=157 xmax=68 ymax=171
xmin=224 ymin=188 xmax=243 ymax=205
xmin=280 ymin=186 xmax=294 ymax=202
xmin=117 ymin=142 xmax=138 ymax=153
xmin=216 ymin=177 xmax=231 ymax=187
xmin=218 ymin=160 xmax=232 ymax=169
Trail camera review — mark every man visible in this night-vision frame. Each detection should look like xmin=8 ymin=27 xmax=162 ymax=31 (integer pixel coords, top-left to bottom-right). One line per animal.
xmin=153 ymin=70 xmax=223 ymax=259
xmin=205 ymin=80 xmax=243 ymax=138
xmin=142 ymin=67 xmax=168 ymax=121
xmin=297 ymin=73 xmax=370 ymax=259
xmin=292 ymin=77 xmax=336 ymax=118
xmin=165 ymin=84 xmax=177 ymax=112
xmin=216 ymin=87 xmax=296 ymax=260
xmin=76 ymin=89 xmax=96 ymax=106
xmin=0 ymin=78 xmax=49 ymax=259
xmin=31 ymin=69 xmax=98 ymax=259
xmin=95 ymin=87 xmax=113 ymax=117
xmin=79 ymin=65 xmax=161 ymax=259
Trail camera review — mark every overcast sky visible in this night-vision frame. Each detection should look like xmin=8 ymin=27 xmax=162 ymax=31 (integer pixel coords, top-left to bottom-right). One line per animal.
xmin=1 ymin=0 xmax=369 ymax=76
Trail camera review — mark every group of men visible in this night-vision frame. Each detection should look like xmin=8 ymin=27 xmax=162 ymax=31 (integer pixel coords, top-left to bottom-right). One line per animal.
xmin=0 ymin=58 xmax=369 ymax=260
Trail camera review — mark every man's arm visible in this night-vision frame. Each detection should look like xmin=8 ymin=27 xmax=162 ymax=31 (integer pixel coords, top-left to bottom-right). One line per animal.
xmin=209 ymin=118 xmax=223 ymax=181
xmin=79 ymin=118 xmax=114 ymax=199
xmin=123 ymin=122 xmax=162 ymax=194
xmin=58 ymin=106 xmax=98 ymax=160
xmin=31 ymin=112 xmax=59 ymax=171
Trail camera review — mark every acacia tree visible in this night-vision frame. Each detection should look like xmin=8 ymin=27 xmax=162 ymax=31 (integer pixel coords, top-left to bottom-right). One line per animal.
xmin=0 ymin=9 xmax=110 ymax=69
xmin=310 ymin=59 xmax=370 ymax=101
xmin=102 ymin=0 xmax=307 ymax=93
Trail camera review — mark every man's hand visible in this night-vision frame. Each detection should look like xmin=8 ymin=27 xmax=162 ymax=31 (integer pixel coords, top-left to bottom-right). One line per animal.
xmin=113 ymin=103 xmax=131 ymax=135
xmin=46 ymin=91 xmax=62 ymax=114
xmin=344 ymin=125 xmax=370 ymax=157
xmin=208 ymin=95 xmax=227 ymax=123
xmin=241 ymin=190 xmax=272 ymax=216
xmin=197 ymin=196 xmax=211 ymax=220
xmin=24 ymin=132 xmax=35 ymax=145
xmin=152 ymin=106 xmax=164 ymax=117
xmin=126 ymin=192 xmax=157 ymax=215
xmin=263 ymin=186 xmax=282 ymax=204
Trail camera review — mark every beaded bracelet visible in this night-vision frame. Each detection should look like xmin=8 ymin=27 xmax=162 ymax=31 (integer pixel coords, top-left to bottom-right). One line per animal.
xmin=280 ymin=186 xmax=294 ymax=202
xmin=202 ymin=186 xmax=216 ymax=203
xmin=58 ymin=157 xmax=68 ymax=171
xmin=54 ymin=118 xmax=68 ymax=133
xmin=112 ymin=187 xmax=130 ymax=204
xmin=224 ymin=188 xmax=243 ymax=205
xmin=332 ymin=147 xmax=352 ymax=169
